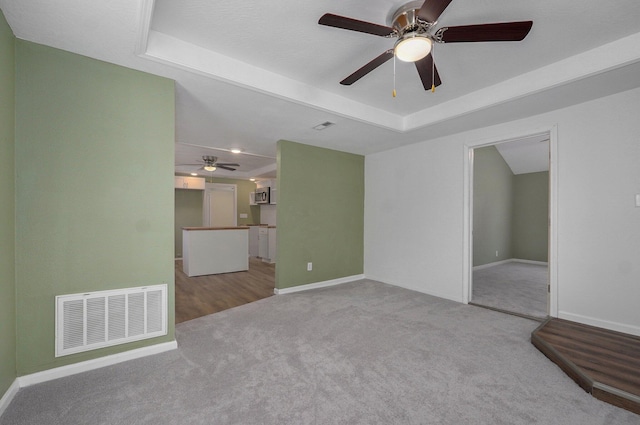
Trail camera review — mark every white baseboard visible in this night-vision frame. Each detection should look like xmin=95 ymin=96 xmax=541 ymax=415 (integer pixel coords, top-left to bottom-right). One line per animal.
xmin=0 ymin=379 xmax=19 ymax=418
xmin=366 ymin=275 xmax=463 ymax=304
xmin=17 ymin=340 xmax=178 ymax=388
xmin=558 ymin=311 xmax=640 ymax=337
xmin=274 ymin=274 xmax=365 ymax=295
xmin=512 ymin=259 xmax=548 ymax=266
xmin=472 ymin=259 xmax=512 ymax=271
xmin=473 ymin=258 xmax=548 ymax=271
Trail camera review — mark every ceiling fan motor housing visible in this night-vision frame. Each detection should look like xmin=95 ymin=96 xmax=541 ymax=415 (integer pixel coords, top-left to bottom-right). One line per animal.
xmin=389 ymin=1 xmax=434 ymax=36
xmin=202 ymin=155 xmax=217 ymax=165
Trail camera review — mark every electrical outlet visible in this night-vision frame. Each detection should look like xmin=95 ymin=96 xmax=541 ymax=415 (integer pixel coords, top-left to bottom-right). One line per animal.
xmin=495 ymin=250 xmax=499 ymax=257
xmin=307 ymin=262 xmax=313 ymax=271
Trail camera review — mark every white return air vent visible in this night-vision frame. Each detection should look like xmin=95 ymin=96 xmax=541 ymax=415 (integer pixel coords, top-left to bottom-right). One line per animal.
xmin=55 ymin=285 xmax=167 ymax=357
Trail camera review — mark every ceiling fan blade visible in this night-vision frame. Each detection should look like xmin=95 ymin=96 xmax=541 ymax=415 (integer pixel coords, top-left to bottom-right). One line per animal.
xmin=176 ymin=163 xmax=204 ymax=166
xmin=417 ymin=0 xmax=453 ymax=23
xmin=340 ymin=50 xmax=394 ymax=86
xmin=319 ymin=13 xmax=395 ymax=37
xmin=215 ymin=163 xmax=240 ymax=167
xmin=414 ymin=54 xmax=442 ymax=91
xmin=217 ymin=165 xmax=237 ymax=171
xmin=440 ymin=21 xmax=533 ymax=43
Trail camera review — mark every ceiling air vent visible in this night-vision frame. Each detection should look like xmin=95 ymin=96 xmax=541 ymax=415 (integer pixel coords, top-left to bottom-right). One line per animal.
xmin=313 ymin=121 xmax=335 ymax=131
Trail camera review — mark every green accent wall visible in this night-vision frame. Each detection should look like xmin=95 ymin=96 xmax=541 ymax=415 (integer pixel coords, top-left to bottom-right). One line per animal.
xmin=15 ymin=41 xmax=175 ymax=375
xmin=276 ymin=140 xmax=364 ymax=289
xmin=473 ymin=146 xmax=514 ymax=266
xmin=0 ymin=8 xmax=16 ymax=395
xmin=174 ymin=189 xmax=204 ymax=258
xmin=173 ymin=177 xmax=259 ymax=257
xmin=513 ymin=172 xmax=549 ymax=262
xmin=473 ymin=146 xmax=549 ymax=266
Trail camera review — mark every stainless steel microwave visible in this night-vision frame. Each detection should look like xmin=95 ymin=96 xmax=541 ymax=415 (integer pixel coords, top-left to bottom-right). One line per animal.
xmin=255 ymin=187 xmax=270 ymax=204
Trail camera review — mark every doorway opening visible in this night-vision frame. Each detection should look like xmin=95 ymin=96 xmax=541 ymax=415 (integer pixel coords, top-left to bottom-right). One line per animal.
xmin=203 ymin=183 xmax=237 ymax=227
xmin=463 ymin=129 xmax=558 ymax=320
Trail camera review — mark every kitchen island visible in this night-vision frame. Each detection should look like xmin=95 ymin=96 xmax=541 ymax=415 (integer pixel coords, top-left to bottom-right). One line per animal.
xmin=182 ymin=227 xmax=249 ymax=277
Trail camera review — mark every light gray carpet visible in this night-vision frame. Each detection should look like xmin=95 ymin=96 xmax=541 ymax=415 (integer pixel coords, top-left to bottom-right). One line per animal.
xmin=472 ymin=261 xmax=548 ymax=319
xmin=2 ymin=280 xmax=637 ymax=424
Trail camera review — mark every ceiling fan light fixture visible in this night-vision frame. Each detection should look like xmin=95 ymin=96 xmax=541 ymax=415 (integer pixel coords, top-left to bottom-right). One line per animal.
xmin=204 ymin=165 xmax=216 ymax=172
xmin=394 ymin=33 xmax=432 ymax=62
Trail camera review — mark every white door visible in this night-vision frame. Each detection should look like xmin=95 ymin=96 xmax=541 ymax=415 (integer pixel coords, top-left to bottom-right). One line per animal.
xmin=203 ymin=183 xmax=237 ymax=227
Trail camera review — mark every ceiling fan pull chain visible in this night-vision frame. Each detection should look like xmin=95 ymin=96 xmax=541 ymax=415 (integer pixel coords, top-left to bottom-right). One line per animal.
xmin=431 ymin=48 xmax=436 ymax=93
xmin=392 ymin=54 xmax=397 ymax=98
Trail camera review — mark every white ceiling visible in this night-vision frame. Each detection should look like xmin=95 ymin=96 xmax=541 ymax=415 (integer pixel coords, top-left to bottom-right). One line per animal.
xmin=494 ymin=135 xmax=549 ymax=175
xmin=2 ymin=0 xmax=640 ymax=179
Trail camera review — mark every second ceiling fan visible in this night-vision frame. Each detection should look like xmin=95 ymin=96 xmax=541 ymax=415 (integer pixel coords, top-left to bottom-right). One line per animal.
xmin=180 ymin=155 xmax=240 ymax=172
xmin=318 ymin=0 xmax=533 ymax=90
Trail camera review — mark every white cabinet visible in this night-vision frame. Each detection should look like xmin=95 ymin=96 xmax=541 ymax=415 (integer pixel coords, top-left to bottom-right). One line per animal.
xmin=182 ymin=228 xmax=249 ymax=277
xmin=174 ymin=176 xmax=205 ymax=190
xmin=268 ymin=227 xmax=277 ymax=262
xmin=249 ymin=192 xmax=257 ymax=206
xmin=269 ymin=188 xmax=277 ymax=205
xmin=258 ymin=226 xmax=276 ymax=263
xmin=248 ymin=225 xmax=260 ymax=257
xmin=258 ymin=227 xmax=269 ymax=260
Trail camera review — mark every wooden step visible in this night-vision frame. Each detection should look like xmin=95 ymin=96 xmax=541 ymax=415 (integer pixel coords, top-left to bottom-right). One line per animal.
xmin=531 ymin=318 xmax=640 ymax=415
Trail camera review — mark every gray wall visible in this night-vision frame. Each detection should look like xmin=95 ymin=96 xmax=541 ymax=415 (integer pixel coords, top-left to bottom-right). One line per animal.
xmin=473 ymin=146 xmax=514 ymax=266
xmin=513 ymin=172 xmax=549 ymax=261
xmin=473 ymin=146 xmax=549 ymax=266
xmin=0 ymin=8 xmax=16 ymax=396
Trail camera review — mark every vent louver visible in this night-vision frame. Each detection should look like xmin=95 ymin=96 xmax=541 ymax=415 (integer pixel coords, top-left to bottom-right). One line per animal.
xmin=55 ymin=285 xmax=167 ymax=357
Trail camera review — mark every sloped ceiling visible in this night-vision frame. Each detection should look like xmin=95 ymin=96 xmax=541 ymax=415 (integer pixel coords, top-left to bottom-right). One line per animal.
xmin=2 ymin=0 xmax=640 ymax=178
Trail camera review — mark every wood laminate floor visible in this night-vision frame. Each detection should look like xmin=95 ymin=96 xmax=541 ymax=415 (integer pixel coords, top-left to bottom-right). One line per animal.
xmin=175 ymin=257 xmax=275 ymax=324
xmin=532 ymin=318 xmax=640 ymax=415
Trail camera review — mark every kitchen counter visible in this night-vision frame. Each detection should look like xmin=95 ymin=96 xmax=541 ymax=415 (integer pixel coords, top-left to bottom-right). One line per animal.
xmin=183 ymin=226 xmax=250 ymax=231
xmin=182 ymin=227 xmax=249 ymax=277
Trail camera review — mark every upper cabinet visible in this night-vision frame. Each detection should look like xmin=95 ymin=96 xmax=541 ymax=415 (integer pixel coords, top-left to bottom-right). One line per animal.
xmin=174 ymin=176 xmax=205 ymax=190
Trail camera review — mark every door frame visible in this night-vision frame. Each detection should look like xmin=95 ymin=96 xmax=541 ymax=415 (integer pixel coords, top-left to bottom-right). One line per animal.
xmin=203 ymin=183 xmax=237 ymax=227
xmin=462 ymin=125 xmax=559 ymax=317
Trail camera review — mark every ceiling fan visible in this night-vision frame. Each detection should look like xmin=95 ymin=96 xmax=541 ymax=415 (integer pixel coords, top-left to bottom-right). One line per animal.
xmin=179 ymin=155 xmax=240 ymax=172
xmin=318 ymin=0 xmax=533 ymax=90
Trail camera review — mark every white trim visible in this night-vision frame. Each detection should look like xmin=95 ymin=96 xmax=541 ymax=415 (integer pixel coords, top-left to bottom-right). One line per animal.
xmin=472 ymin=259 xmax=513 ymax=271
xmin=548 ymin=125 xmax=559 ymax=317
xmin=17 ymin=340 xmax=177 ymax=388
xmin=463 ymin=126 xmax=558 ymax=315
xmin=462 ymin=145 xmax=473 ymax=304
xmin=135 ymin=0 xmax=155 ymax=55
xmin=472 ymin=258 xmax=549 ymax=271
xmin=513 ymin=259 xmax=548 ymax=266
xmin=367 ymin=275 xmax=462 ymax=304
xmin=0 ymin=379 xmax=19 ymax=417
xmin=274 ymin=274 xmax=365 ymax=295
xmin=558 ymin=312 xmax=640 ymax=338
